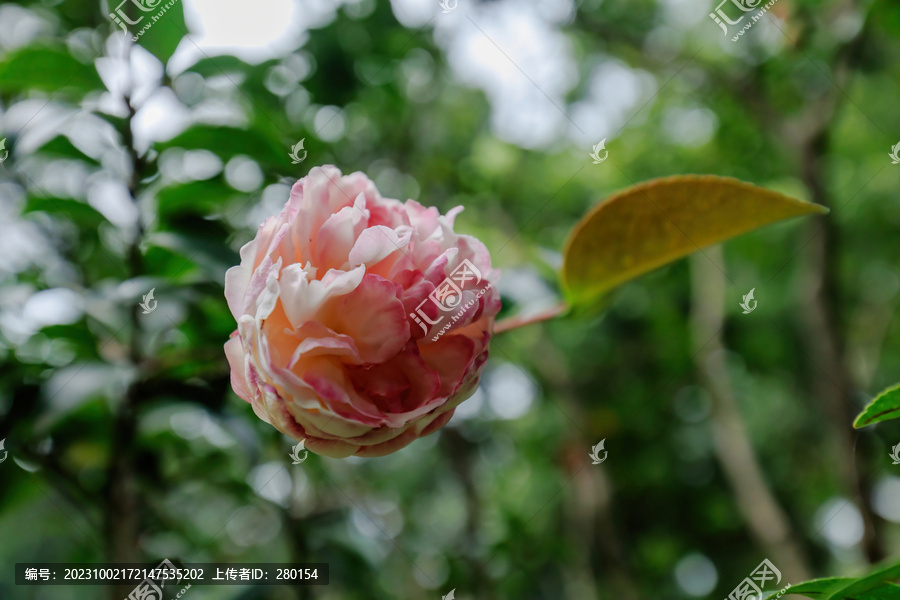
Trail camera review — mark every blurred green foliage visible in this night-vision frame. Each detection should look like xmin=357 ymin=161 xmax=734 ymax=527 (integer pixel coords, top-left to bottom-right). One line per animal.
xmin=1 ymin=0 xmax=900 ymax=599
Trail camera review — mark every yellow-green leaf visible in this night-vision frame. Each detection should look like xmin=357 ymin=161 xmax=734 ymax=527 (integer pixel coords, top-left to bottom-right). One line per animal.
xmin=561 ymin=175 xmax=828 ymax=307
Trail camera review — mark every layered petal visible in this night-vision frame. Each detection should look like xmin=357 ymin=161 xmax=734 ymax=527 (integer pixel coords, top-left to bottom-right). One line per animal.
xmin=224 ymin=165 xmax=501 ymax=458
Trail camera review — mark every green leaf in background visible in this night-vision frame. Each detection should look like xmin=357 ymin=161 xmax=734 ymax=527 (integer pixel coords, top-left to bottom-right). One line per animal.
xmin=185 ymin=55 xmax=259 ymax=78
xmin=145 ymin=231 xmax=239 ymax=281
xmin=762 ymin=577 xmax=852 ymax=598
xmin=36 ymin=135 xmax=102 ymax=166
xmin=156 ymin=180 xmax=237 ymax=220
xmin=762 ymin=558 xmax=900 ymax=599
xmin=854 ymin=382 xmax=900 ymax=428
xmin=24 ymin=197 xmax=109 ymax=228
xmin=561 ymin=175 xmax=829 ymax=308
xmin=132 ymin=1 xmax=187 ymax=66
xmin=857 ymin=585 xmax=900 ymax=600
xmin=157 ymin=125 xmax=285 ymax=167
xmin=0 ymin=46 xmax=103 ymax=93
xmin=832 ymin=559 xmax=900 ymax=599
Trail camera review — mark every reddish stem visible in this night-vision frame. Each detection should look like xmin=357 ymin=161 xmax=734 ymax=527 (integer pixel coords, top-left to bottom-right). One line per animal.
xmin=493 ymin=303 xmax=568 ymax=334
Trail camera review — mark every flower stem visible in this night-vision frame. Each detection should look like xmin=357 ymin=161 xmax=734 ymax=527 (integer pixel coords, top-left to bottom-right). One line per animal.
xmin=492 ymin=302 xmax=568 ymax=334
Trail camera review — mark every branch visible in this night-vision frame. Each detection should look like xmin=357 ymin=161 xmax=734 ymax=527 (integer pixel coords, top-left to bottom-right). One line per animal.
xmin=690 ymin=249 xmax=812 ymax=582
xmin=792 ymin=9 xmax=884 ymax=563
xmin=106 ymin=49 xmax=147 ymax=600
xmin=493 ymin=303 xmax=567 ymax=334
xmin=528 ymin=344 xmax=640 ymax=600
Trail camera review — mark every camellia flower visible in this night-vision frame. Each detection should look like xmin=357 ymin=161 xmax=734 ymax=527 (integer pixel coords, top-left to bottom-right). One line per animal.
xmin=224 ymin=166 xmax=501 ymax=457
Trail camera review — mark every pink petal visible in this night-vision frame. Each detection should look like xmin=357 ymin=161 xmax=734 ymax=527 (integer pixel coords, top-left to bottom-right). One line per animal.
xmin=347 ymin=341 xmax=441 ymax=414
xmin=418 ymin=333 xmax=477 ymax=398
xmin=313 ymin=203 xmax=367 ymax=272
xmin=348 ymin=225 xmax=412 ymax=269
xmin=224 ymin=333 xmax=252 ymax=402
xmin=279 ymin=264 xmax=364 ymax=328
xmin=324 ymin=274 xmax=409 ymax=364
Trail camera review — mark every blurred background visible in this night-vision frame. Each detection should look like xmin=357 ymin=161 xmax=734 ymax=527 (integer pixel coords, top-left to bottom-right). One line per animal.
xmin=2 ymin=0 xmax=900 ymax=598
